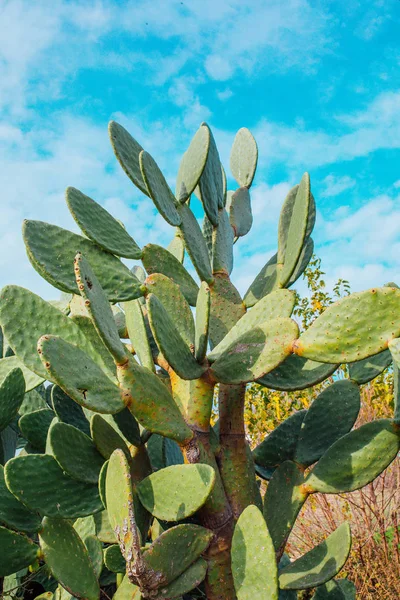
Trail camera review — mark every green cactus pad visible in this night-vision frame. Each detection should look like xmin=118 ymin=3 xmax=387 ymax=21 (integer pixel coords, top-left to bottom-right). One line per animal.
xmin=98 ymin=459 xmax=108 ymax=507
xmin=108 ymin=121 xmax=148 ymax=196
xmin=243 ymin=252 xmax=278 ymax=308
xmin=113 ymin=408 xmax=141 ymax=447
xmin=305 ymin=419 xmax=400 ymax=493
xmin=212 ymin=208 xmax=234 ymax=274
xmin=208 ymin=289 xmax=295 ymax=362
xmin=210 ymin=318 xmax=299 ymax=384
xmin=145 ymin=273 xmax=195 ymax=347
xmin=0 ymin=286 xmax=110 ymax=379
xmin=143 ymin=524 xmax=213 ymax=584
xmin=113 ymin=576 xmax=141 ymax=600
xmin=94 ymin=510 xmax=116 ymax=544
xmin=312 ymin=580 xmax=350 ymax=599
xmin=48 ymin=421 xmax=105 ymax=483
xmin=158 ymin=558 xmax=208 ymax=599
xmin=23 ymin=221 xmax=143 ymax=302
xmin=147 ymin=294 xmax=205 ymax=380
xmin=209 ymin=274 xmax=245 ymax=347
xmin=178 ymin=203 xmax=213 ymax=283
xmin=139 ymin=150 xmax=182 ymax=226
xmin=279 ymin=523 xmax=351 ymax=590
xmin=74 ymin=253 xmax=127 ymax=364
xmin=66 ymin=187 xmax=141 ymax=259
xmin=195 ymin=282 xmax=211 ymax=362
xmin=336 ymin=579 xmax=357 ymax=598
xmin=0 ymin=356 xmax=44 ymax=392
xmin=278 ymin=174 xmax=311 ymax=287
xmin=203 ymin=213 xmax=213 ymax=259
xmin=19 ymin=388 xmax=47 ymax=416
xmin=231 ymin=504 xmax=278 ymax=600
xmin=0 ymin=464 xmax=41 ymax=533
xmin=176 ymin=124 xmax=210 ymax=202
xmin=264 ymin=461 xmax=307 ymax=554
xmin=106 ymin=449 xmax=138 ymax=549
xmin=124 ymin=298 xmax=155 ymax=371
xmin=293 ymin=287 xmax=400 ymax=363
xmin=258 ymin=355 xmax=338 ymax=391
xmin=91 ymin=415 xmax=130 ymax=460
xmin=38 ymin=335 xmax=125 ymax=413
xmin=230 ymin=128 xmax=258 ymax=188
xmin=0 ymin=526 xmax=38 ymax=577
xmin=167 ymin=231 xmax=185 ymax=262
xmin=348 ymin=349 xmax=392 ymax=385
xmin=39 ymin=517 xmax=100 ymax=600
xmin=252 ymin=410 xmax=307 ymax=471
xmin=73 ymin=515 xmax=96 ymax=542
xmin=277 ymin=185 xmax=315 ymax=265
xmin=389 ymin=339 xmax=400 ymax=422
xmin=142 ymin=243 xmax=199 ymax=307
xmin=196 ymin=124 xmax=223 ymax=222
xmin=5 ymin=454 xmax=103 ymax=518
xmin=294 ymin=380 xmax=360 ymax=467
xmin=227 ymin=187 xmax=252 ymax=237
xmin=71 ymin=314 xmax=116 ymax=378
xmin=118 ymin=358 xmax=193 ymax=443
xmin=85 ymin=535 xmax=103 ymax=578
xmin=137 ymin=464 xmax=215 ymax=521
xmin=51 ymin=386 xmax=90 ymax=436
xmin=19 ymin=408 xmax=55 ymax=451
xmin=0 ymin=367 xmax=25 ymax=430
xmin=287 ymin=237 xmax=314 ymax=288
xmin=104 ymin=544 xmax=126 ymax=573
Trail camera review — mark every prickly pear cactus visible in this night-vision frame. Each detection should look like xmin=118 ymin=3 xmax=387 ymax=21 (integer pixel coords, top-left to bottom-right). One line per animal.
xmin=0 ymin=120 xmax=398 ymax=600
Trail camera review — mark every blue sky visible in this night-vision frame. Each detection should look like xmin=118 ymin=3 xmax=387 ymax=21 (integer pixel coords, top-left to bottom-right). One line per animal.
xmin=1 ymin=0 xmax=400 ymax=300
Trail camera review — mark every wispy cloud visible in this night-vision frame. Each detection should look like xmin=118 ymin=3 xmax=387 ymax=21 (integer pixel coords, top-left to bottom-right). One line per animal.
xmin=321 ymin=175 xmax=356 ymax=197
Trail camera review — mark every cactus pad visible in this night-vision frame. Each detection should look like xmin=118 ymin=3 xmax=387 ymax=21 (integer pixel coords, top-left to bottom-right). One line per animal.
xmin=293 ymin=287 xmax=400 ymax=363
xmin=139 ymin=150 xmax=182 ymax=226
xmin=5 ymin=454 xmax=103 ymax=518
xmin=23 ymin=221 xmax=142 ymax=302
xmin=38 ymin=335 xmax=126 ymax=413
xmin=279 ymin=523 xmax=351 ymax=590
xmin=231 ymin=504 xmax=278 ymax=600
xmin=294 ymin=380 xmax=360 ymax=467
xmin=48 ymin=421 xmax=105 ymax=483
xmin=137 ymin=464 xmax=215 ymax=521
xmin=39 ymin=516 xmax=100 ymax=600
xmin=66 ymin=187 xmax=141 ymax=259
xmin=210 ymin=318 xmax=299 ymax=384
xmin=305 ymin=419 xmax=400 ymax=493
xmin=141 ymin=244 xmax=199 ymax=306
xmin=0 ymin=526 xmax=38 ymax=577
xmin=176 ymin=124 xmax=209 ymax=202
xmin=0 ymin=367 xmax=25 ymax=431
xmin=230 ymin=128 xmax=258 ymax=188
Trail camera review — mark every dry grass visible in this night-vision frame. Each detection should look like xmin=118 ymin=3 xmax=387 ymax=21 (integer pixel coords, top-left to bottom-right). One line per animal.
xmin=287 ymin=386 xmax=400 ymax=599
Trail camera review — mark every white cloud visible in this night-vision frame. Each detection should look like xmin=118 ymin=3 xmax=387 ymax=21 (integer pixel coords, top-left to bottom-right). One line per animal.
xmin=216 ymin=89 xmax=233 ymax=102
xmin=321 ymin=175 xmax=356 ymax=197
xmin=0 ymin=0 xmax=331 ymax=118
xmin=254 ymin=90 xmax=400 ymax=171
xmin=205 ymin=56 xmax=234 ymax=81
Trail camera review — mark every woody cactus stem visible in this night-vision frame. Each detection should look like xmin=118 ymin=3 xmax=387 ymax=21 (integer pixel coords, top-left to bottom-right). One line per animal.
xmin=0 ymin=119 xmax=398 ymax=600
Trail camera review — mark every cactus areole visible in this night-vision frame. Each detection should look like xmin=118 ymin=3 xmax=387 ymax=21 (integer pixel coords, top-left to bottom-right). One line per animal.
xmin=0 ymin=120 xmax=398 ymax=600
